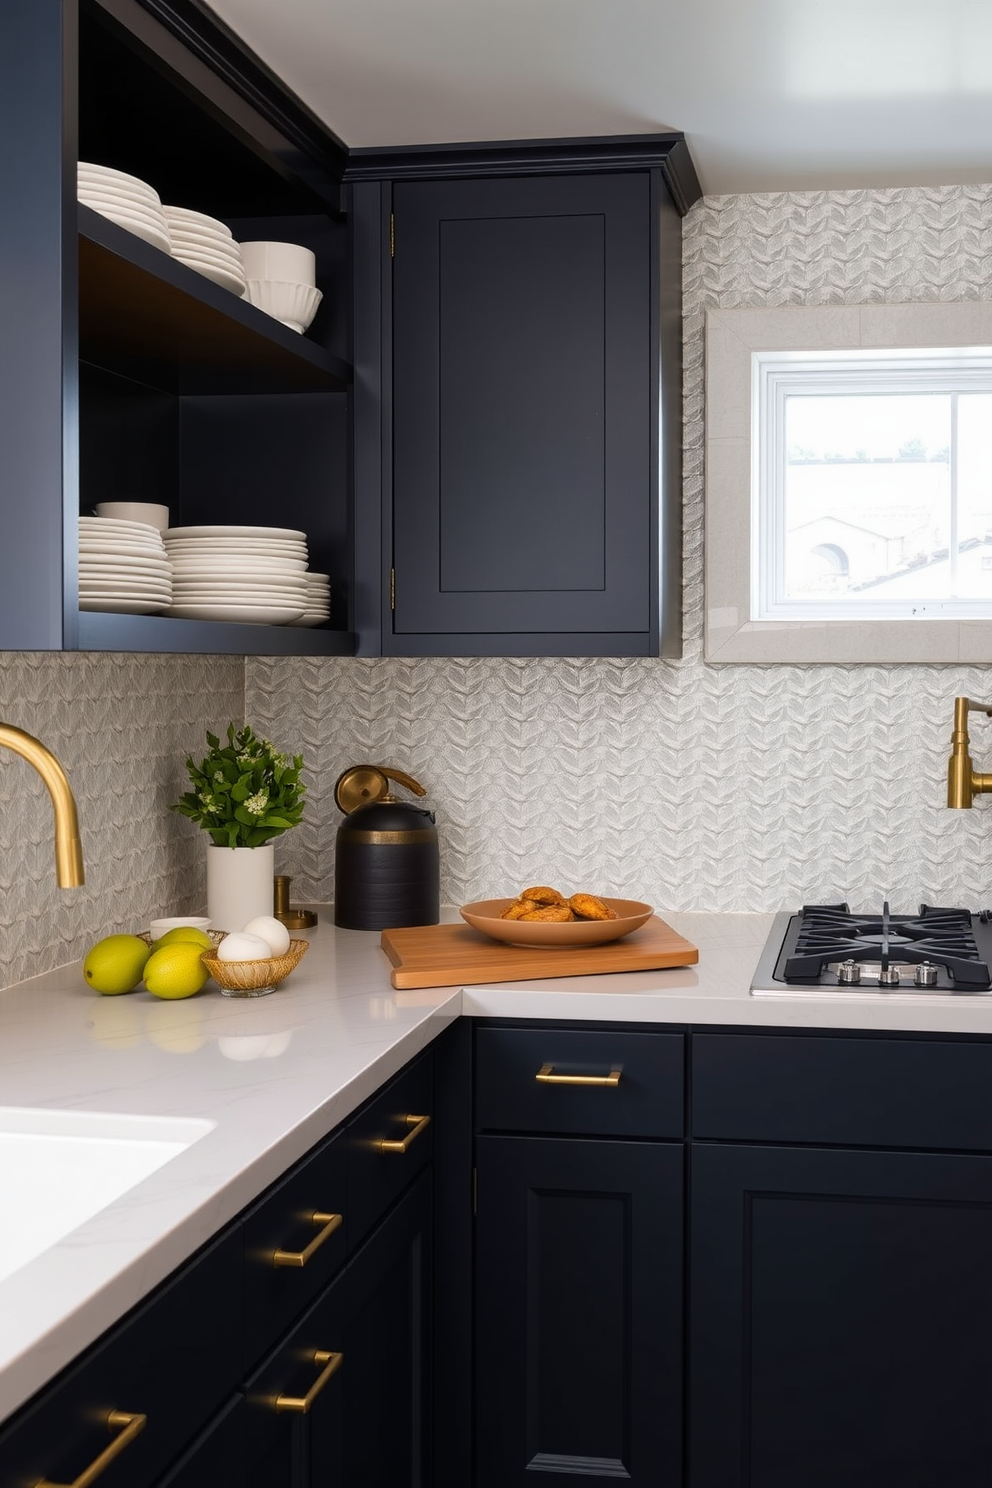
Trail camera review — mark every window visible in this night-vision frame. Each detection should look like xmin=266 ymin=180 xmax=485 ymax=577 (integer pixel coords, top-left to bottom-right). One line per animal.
xmin=705 ymin=302 xmax=992 ymax=662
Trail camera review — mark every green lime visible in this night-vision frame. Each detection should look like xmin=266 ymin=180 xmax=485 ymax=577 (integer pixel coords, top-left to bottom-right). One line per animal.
xmin=83 ymin=934 xmax=151 ymax=995
xmin=143 ymin=941 xmax=210 ymax=1000
xmin=150 ymin=926 xmax=214 ymax=953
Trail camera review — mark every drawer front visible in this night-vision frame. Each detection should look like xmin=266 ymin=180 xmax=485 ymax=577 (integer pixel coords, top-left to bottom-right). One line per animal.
xmin=476 ymin=1026 xmax=684 ymax=1138
xmin=242 ymin=1128 xmax=348 ymax=1371
xmin=0 ymin=1225 xmax=242 ymax=1488
xmin=347 ymin=1053 xmax=434 ymax=1245
xmin=692 ymin=1032 xmax=992 ymax=1150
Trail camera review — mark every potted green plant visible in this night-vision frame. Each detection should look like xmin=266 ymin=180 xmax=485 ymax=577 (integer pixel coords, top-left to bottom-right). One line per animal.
xmin=171 ymin=723 xmax=306 ymax=930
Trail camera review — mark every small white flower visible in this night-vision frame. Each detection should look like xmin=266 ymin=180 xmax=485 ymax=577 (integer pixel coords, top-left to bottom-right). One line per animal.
xmin=245 ymin=791 xmax=268 ymax=816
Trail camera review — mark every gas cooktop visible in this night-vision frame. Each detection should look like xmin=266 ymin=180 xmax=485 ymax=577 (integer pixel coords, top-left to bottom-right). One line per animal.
xmin=751 ymin=902 xmax=992 ymax=996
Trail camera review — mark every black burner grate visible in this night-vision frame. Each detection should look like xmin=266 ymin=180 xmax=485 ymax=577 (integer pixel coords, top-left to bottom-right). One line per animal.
xmin=782 ymin=901 xmax=991 ymax=987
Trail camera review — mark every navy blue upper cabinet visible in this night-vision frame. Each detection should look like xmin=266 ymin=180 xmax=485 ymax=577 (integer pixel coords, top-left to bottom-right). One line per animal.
xmin=2 ymin=0 xmax=355 ymax=655
xmin=347 ymin=138 xmax=699 ymax=657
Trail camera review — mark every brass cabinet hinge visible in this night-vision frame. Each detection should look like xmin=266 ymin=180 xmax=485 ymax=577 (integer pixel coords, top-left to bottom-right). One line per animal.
xmin=390 ymin=212 xmax=395 ymax=258
xmin=390 ymin=567 xmax=396 ymax=611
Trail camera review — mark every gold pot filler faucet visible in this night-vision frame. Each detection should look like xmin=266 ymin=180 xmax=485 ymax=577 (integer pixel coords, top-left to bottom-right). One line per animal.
xmin=947 ymin=697 xmax=992 ymax=809
xmin=0 ymin=725 xmax=84 ymax=886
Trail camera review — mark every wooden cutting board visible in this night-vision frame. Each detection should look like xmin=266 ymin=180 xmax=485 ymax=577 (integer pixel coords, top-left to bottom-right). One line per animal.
xmin=380 ymin=916 xmax=699 ymax=989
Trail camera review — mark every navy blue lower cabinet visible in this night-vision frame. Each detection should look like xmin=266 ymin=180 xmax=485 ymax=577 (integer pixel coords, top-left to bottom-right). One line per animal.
xmin=689 ymin=1142 xmax=992 ymax=1488
xmin=243 ymin=1170 xmax=432 ymax=1488
xmin=474 ymin=1134 xmax=683 ymax=1487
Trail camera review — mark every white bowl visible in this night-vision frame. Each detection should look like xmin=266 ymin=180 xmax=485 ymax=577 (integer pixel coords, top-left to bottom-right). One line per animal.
xmin=94 ymin=502 xmax=170 ymax=530
xmin=148 ymin=916 xmax=212 ymax=938
xmin=244 ymin=279 xmax=322 ymax=333
xmin=238 ymin=240 xmax=315 ymax=285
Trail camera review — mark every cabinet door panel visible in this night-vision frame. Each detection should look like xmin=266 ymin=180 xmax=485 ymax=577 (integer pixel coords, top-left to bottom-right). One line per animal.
xmin=392 ymin=173 xmax=651 ymax=640
xmin=475 ymin=1135 xmax=682 ymax=1487
xmin=690 ymin=1143 xmax=992 ymax=1488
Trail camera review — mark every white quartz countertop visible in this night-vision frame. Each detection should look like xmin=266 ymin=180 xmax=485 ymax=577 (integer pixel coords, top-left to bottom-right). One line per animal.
xmin=5 ymin=904 xmax=992 ymax=1424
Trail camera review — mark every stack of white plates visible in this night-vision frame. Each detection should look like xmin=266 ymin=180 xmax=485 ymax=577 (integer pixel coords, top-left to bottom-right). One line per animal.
xmin=78 ymin=516 xmax=172 ymax=614
xmin=162 ymin=206 xmax=246 ymax=296
xmin=287 ymin=572 xmax=331 ymax=627
xmin=163 ymin=526 xmax=308 ymax=623
xmin=77 ymin=163 xmax=171 ymax=254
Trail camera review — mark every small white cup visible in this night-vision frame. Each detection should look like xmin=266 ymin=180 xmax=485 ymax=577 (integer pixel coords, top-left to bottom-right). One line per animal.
xmin=238 ymin=240 xmax=315 ymax=286
xmin=149 ymin=915 xmax=212 ymax=938
xmin=95 ymin=502 xmax=170 ymax=531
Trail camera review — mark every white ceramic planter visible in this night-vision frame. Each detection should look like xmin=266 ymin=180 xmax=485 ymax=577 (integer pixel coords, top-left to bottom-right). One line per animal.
xmin=206 ymin=843 xmax=274 ymax=932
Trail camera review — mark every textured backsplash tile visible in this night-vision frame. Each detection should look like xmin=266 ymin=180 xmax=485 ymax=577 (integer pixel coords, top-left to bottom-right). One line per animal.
xmin=249 ymin=183 xmax=992 ymax=918
xmin=0 ymin=653 xmax=243 ymax=988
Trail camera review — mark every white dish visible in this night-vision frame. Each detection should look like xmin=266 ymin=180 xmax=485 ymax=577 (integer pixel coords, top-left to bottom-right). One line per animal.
xmin=172 ymin=258 xmax=245 ymax=294
xmin=172 ymin=574 xmax=306 ymax=590
xmin=238 ymin=240 xmax=315 ymax=284
xmin=169 ymin=235 xmax=244 ymax=263
xmin=79 ymin=574 xmax=172 ymax=590
xmin=285 ymin=611 xmax=330 ymax=626
xmin=78 ymin=183 xmax=163 ymax=216
xmin=164 ymin=538 xmax=307 ymax=553
xmin=80 ymin=516 xmax=166 ymax=534
xmin=82 ymin=204 xmax=172 ymax=255
xmin=167 ymin=227 xmax=242 ymax=254
xmin=169 ymin=555 xmax=306 ymax=573
xmin=93 ymin=503 xmax=170 ymax=530
xmin=244 ymin=279 xmax=322 ymax=333
xmin=78 ymin=163 xmax=159 ymax=198
xmin=161 ymin=206 xmax=233 ymax=238
xmin=79 ymin=561 xmax=173 ymax=578
xmin=77 ymin=192 xmax=167 ymax=224
xmin=166 ymin=602 xmax=305 ymax=623
xmin=165 ymin=525 xmax=307 ymax=540
xmin=172 ymin=590 xmax=305 ymax=604
xmin=79 ymin=596 xmax=168 ymax=614
xmin=79 ymin=540 xmax=169 ymax=558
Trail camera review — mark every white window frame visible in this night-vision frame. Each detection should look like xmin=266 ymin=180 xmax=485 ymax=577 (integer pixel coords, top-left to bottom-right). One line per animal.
xmin=705 ymin=301 xmax=992 ymax=663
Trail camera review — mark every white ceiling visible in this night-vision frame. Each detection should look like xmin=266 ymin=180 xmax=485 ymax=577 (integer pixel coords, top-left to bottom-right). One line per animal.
xmin=206 ymin=0 xmax=992 ymax=197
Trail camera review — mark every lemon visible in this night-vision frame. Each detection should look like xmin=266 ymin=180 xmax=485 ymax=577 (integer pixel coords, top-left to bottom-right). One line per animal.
xmin=83 ymin=934 xmax=151 ymax=995
xmin=143 ymin=941 xmax=210 ymax=1000
xmin=150 ymin=926 xmax=214 ymax=953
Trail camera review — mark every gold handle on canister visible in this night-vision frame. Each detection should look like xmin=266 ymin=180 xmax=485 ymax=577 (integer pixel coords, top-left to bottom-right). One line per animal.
xmin=36 ymin=1409 xmax=146 ymax=1488
xmin=274 ymin=1350 xmax=343 ymax=1413
xmin=272 ymin=1211 xmax=343 ymax=1268
xmin=378 ymin=1113 xmax=431 ymax=1153
xmin=535 ymin=1063 xmax=622 ymax=1087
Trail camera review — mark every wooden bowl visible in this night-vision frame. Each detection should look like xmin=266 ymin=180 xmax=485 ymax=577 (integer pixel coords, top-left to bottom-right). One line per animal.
xmin=459 ymin=898 xmax=654 ymax=948
xmin=201 ymin=938 xmax=310 ymax=997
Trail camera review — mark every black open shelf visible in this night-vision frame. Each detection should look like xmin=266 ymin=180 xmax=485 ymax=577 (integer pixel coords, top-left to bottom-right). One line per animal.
xmin=78 ymin=205 xmax=351 ymax=395
xmin=75 ymin=608 xmax=354 ymax=656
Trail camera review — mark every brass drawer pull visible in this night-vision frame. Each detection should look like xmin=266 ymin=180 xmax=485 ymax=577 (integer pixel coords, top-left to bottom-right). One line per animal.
xmin=37 ymin=1409 xmax=146 ymax=1488
xmin=275 ymin=1349 xmax=344 ymax=1413
xmin=378 ymin=1113 xmax=431 ymax=1153
xmin=272 ymin=1210 xmax=343 ymax=1268
xmin=535 ymin=1063 xmax=622 ymax=1087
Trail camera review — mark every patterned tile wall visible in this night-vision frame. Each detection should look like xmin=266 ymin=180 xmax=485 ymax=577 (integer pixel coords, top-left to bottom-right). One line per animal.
xmin=248 ymin=183 xmax=992 ymax=917
xmin=0 ymin=653 xmax=243 ymax=988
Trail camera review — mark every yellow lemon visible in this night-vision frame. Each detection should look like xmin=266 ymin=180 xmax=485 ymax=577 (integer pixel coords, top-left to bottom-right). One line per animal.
xmin=150 ymin=926 xmax=214 ymax=953
xmin=143 ymin=941 xmax=210 ymax=1000
xmin=83 ymin=934 xmax=151 ymax=995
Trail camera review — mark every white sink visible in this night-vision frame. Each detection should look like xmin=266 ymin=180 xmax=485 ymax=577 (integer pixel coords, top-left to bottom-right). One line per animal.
xmin=0 ymin=1107 xmax=214 ymax=1285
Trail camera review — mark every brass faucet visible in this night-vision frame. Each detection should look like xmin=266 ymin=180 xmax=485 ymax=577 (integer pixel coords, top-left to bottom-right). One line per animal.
xmin=947 ymin=697 xmax=992 ymax=808
xmin=0 ymin=725 xmax=84 ymax=885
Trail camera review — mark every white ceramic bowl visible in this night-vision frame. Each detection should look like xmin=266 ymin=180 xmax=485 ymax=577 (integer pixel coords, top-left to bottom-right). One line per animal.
xmin=148 ymin=916 xmax=212 ymax=938
xmin=94 ymin=502 xmax=170 ymax=530
xmin=238 ymin=240 xmax=315 ymax=285
xmin=244 ymin=279 xmax=322 ymax=333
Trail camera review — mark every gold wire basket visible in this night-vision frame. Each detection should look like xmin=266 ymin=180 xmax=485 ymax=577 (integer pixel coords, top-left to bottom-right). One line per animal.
xmin=201 ymin=938 xmax=310 ymax=998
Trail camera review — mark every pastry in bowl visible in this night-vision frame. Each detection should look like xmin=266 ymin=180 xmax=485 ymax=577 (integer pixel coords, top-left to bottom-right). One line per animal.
xmin=460 ymin=896 xmax=653 ymax=947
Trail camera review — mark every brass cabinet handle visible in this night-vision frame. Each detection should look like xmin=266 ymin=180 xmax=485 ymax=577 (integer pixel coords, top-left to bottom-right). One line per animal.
xmin=272 ymin=1211 xmax=343 ymax=1268
xmin=378 ymin=1113 xmax=431 ymax=1153
xmin=36 ymin=1409 xmax=146 ymax=1488
xmin=535 ymin=1063 xmax=622 ymax=1087
xmin=274 ymin=1349 xmax=344 ymax=1413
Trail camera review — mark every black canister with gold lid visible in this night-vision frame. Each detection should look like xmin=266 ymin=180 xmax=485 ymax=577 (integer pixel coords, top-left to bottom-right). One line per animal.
xmin=333 ymin=766 xmax=439 ymax=930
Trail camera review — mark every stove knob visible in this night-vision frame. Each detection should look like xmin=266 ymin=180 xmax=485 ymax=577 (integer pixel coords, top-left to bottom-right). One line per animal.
xmin=837 ymin=959 xmax=861 ymax=984
xmin=914 ymin=962 xmax=939 ymax=988
xmin=878 ymin=966 xmax=901 ymax=986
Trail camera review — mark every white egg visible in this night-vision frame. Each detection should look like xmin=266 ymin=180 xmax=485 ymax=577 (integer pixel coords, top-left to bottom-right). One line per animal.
xmin=241 ymin=915 xmax=291 ymax=957
xmin=216 ymin=931 xmax=273 ymax=962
